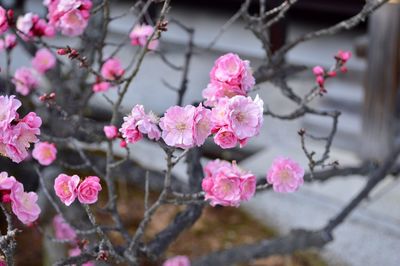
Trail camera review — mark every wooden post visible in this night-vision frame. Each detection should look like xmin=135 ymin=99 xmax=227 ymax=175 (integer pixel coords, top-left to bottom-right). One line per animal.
xmin=362 ymin=1 xmax=400 ymax=161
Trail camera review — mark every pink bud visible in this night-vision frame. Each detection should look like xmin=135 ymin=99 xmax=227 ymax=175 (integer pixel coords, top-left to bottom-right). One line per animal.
xmin=312 ymin=66 xmax=324 ymax=76
xmin=340 ymin=66 xmax=348 ymax=73
xmin=103 ymin=125 xmax=118 ymax=139
xmin=316 ymin=76 xmax=325 ymax=86
xmin=57 ymin=48 xmax=67 ymax=55
xmin=327 ymin=71 xmax=337 ymax=77
xmin=120 ymin=140 xmax=127 ymax=148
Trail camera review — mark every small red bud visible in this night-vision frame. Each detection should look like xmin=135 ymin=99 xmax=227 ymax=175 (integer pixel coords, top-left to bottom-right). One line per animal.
xmin=316 ymin=76 xmax=325 ymax=86
xmin=327 ymin=71 xmax=337 ymax=77
xmin=57 ymin=48 xmax=67 ymax=55
xmin=340 ymin=66 xmax=348 ymax=73
xmin=120 ymin=140 xmax=127 ymax=148
xmin=1 ymin=194 xmax=11 ymax=203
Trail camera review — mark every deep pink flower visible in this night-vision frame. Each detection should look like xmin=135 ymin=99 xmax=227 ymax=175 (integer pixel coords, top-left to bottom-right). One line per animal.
xmin=0 ymin=95 xmax=21 ymax=130
xmin=101 ymin=58 xmax=125 ymax=81
xmin=12 ymin=67 xmax=38 ymax=96
xmin=0 ymin=172 xmax=17 ymax=191
xmin=202 ymin=160 xmax=256 ymax=207
xmin=59 ymin=9 xmax=88 ymax=36
xmin=53 ymin=214 xmax=76 ymax=241
xmin=163 ymin=256 xmax=191 ymax=266
xmin=336 ymin=50 xmax=352 ymax=62
xmin=129 ymin=24 xmax=158 ymax=50
xmin=213 ymin=127 xmax=237 ymax=149
xmin=0 ymin=34 xmax=17 ymax=52
xmin=10 ymin=181 xmax=41 ymax=224
xmin=16 ymin=13 xmax=54 ymax=39
xmin=103 ymin=125 xmax=118 ymax=139
xmin=312 ymin=66 xmax=324 ymax=76
xmin=266 ymin=157 xmax=304 ymax=193
xmin=0 ymin=6 xmax=9 ymax=34
xmin=92 ymin=81 xmax=110 ymax=92
xmin=54 ymin=174 xmax=80 ymax=206
xmin=120 ymin=105 xmax=146 ymax=144
xmin=159 ymin=105 xmax=196 ymax=149
xmin=77 ymin=176 xmax=101 ymax=204
xmin=32 ymin=141 xmax=57 ymax=166
xmin=32 ymin=48 xmax=56 ymax=73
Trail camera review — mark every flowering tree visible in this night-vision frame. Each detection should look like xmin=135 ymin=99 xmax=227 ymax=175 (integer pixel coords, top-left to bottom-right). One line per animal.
xmin=0 ymin=0 xmax=394 ymax=265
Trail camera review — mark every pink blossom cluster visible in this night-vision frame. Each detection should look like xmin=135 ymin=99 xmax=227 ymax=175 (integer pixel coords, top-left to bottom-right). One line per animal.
xmin=0 ymin=6 xmax=13 ymax=34
xmin=0 ymin=95 xmax=42 ymax=163
xmin=16 ymin=12 xmax=55 ymax=39
xmin=202 ymin=159 xmax=256 ymax=207
xmin=202 ymin=53 xmax=255 ymax=107
xmin=266 ymin=157 xmax=304 ymax=193
xmin=159 ymin=104 xmax=212 ymax=149
xmin=32 ymin=48 xmax=56 ymax=73
xmin=45 ymin=0 xmax=92 ymax=37
xmin=129 ymin=24 xmax=158 ymax=50
xmin=12 ymin=66 xmax=38 ymax=95
xmin=54 ymin=174 xmax=101 ymax=206
xmin=120 ymin=104 xmax=161 ymax=144
xmin=93 ymin=58 xmax=125 ymax=92
xmin=32 ymin=141 xmax=57 ymax=165
xmin=0 ymin=33 xmax=17 ymax=52
xmin=163 ymin=256 xmax=191 ymax=266
xmin=211 ymin=95 xmax=263 ymax=149
xmin=0 ymin=171 xmax=41 ymax=225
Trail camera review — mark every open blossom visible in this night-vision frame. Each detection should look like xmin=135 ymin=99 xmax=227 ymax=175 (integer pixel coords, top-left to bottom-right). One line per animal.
xmin=266 ymin=157 xmax=304 ymax=193
xmin=0 ymin=172 xmax=16 ymax=191
xmin=163 ymin=256 xmax=191 ymax=266
xmin=203 ymin=53 xmax=255 ymax=106
xmin=0 ymin=34 xmax=17 ymax=52
xmin=202 ymin=160 xmax=256 ymax=207
xmin=53 ymin=214 xmax=76 ymax=241
xmin=213 ymin=126 xmax=237 ymax=149
xmin=92 ymin=81 xmax=110 ymax=93
xmin=120 ymin=105 xmax=161 ymax=143
xmin=0 ymin=95 xmax=21 ymax=130
xmin=12 ymin=67 xmax=38 ymax=96
xmin=54 ymin=174 xmax=80 ymax=206
xmin=160 ymin=105 xmax=212 ymax=149
xmin=32 ymin=141 xmax=57 ymax=165
xmin=10 ymin=181 xmax=41 ymax=224
xmin=16 ymin=12 xmax=55 ymax=39
xmin=45 ymin=0 xmax=92 ymax=37
xmin=101 ymin=58 xmax=125 ymax=80
xmin=32 ymin=48 xmax=56 ymax=73
xmin=103 ymin=125 xmax=118 ymax=139
xmin=77 ymin=176 xmax=101 ymax=204
xmin=0 ymin=6 xmax=9 ymax=34
xmin=129 ymin=24 xmax=158 ymax=50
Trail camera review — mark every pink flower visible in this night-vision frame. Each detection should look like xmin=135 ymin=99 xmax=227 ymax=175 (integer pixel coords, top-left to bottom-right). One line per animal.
xmin=92 ymin=81 xmax=110 ymax=92
xmin=16 ymin=13 xmax=55 ymax=39
xmin=10 ymin=182 xmax=41 ymax=224
xmin=32 ymin=48 xmax=56 ymax=73
xmin=101 ymin=58 xmax=125 ymax=81
xmin=103 ymin=125 xmax=118 ymax=139
xmin=12 ymin=67 xmax=38 ymax=96
xmin=68 ymin=247 xmax=95 ymax=266
xmin=0 ymin=95 xmax=21 ymax=131
xmin=160 ymin=105 xmax=196 ymax=149
xmin=0 ymin=6 xmax=9 ymax=34
xmin=16 ymin=13 xmax=34 ymax=36
xmin=52 ymin=214 xmax=76 ymax=241
xmin=0 ymin=34 xmax=17 ymax=52
xmin=213 ymin=127 xmax=237 ymax=149
xmin=129 ymin=24 xmax=158 ymax=50
xmin=163 ymin=256 xmax=191 ymax=266
xmin=59 ymin=9 xmax=88 ymax=36
xmin=0 ymin=172 xmax=16 ymax=191
xmin=32 ymin=141 xmax=57 ymax=166
xmin=336 ymin=50 xmax=352 ymax=62
xmin=193 ymin=104 xmax=212 ymax=146
xmin=54 ymin=174 xmax=80 ymax=206
xmin=202 ymin=160 xmax=256 ymax=207
xmin=226 ymin=95 xmax=263 ymax=140
xmin=136 ymin=112 xmax=161 ymax=141
xmin=202 ymin=82 xmax=245 ymax=107
xmin=312 ymin=66 xmax=324 ymax=76
xmin=77 ymin=176 xmax=101 ymax=204
xmin=266 ymin=157 xmax=304 ymax=193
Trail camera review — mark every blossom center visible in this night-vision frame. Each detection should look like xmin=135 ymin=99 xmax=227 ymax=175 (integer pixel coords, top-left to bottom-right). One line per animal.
xmin=176 ymin=122 xmax=187 ymax=132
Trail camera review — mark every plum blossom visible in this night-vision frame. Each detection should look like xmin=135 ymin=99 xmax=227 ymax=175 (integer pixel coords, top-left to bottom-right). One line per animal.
xmin=163 ymin=256 xmax=191 ymax=266
xmin=336 ymin=50 xmax=352 ymax=63
xmin=92 ymin=81 xmax=110 ymax=93
xmin=10 ymin=181 xmax=41 ymax=224
xmin=0 ymin=95 xmax=21 ymax=130
xmin=266 ymin=157 xmax=304 ymax=193
xmin=54 ymin=174 xmax=80 ymax=206
xmin=0 ymin=172 xmax=16 ymax=191
xmin=213 ymin=126 xmax=237 ymax=149
xmin=129 ymin=24 xmax=158 ymax=50
xmin=120 ymin=105 xmax=161 ymax=144
xmin=32 ymin=48 xmax=56 ymax=73
xmin=45 ymin=0 xmax=92 ymax=37
xmin=0 ymin=34 xmax=17 ymax=52
xmin=53 ymin=214 xmax=76 ymax=241
xmin=12 ymin=67 xmax=38 ymax=96
xmin=103 ymin=125 xmax=118 ymax=139
xmin=202 ymin=160 xmax=256 ymax=207
xmin=101 ymin=58 xmax=125 ymax=81
xmin=0 ymin=6 xmax=9 ymax=34
xmin=68 ymin=247 xmax=95 ymax=266
xmin=16 ymin=12 xmax=55 ymax=39
xmin=203 ymin=53 xmax=255 ymax=106
xmin=77 ymin=176 xmax=101 ymax=204
xmin=32 ymin=141 xmax=57 ymax=165
xmin=193 ymin=104 xmax=212 ymax=146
